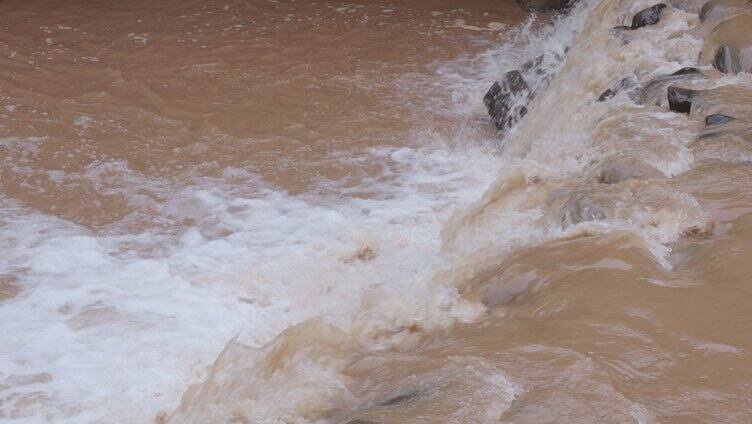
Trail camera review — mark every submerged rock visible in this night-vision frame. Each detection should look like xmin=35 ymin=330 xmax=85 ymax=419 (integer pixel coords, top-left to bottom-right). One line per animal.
xmin=515 ymin=0 xmax=579 ymax=12
xmin=484 ymin=70 xmax=530 ymax=134
xmin=701 ymin=13 xmax=752 ymax=74
xmin=558 ymin=196 xmax=608 ymax=226
xmin=631 ymin=4 xmax=668 ymax=28
xmin=598 ymin=88 xmax=618 ymax=102
xmin=671 ymin=67 xmax=702 ymax=76
xmin=713 ymin=45 xmax=739 ymax=73
xmin=676 ymin=85 xmax=752 ymax=122
xmin=705 ymin=114 xmax=736 ymax=125
xmin=379 ymin=390 xmax=422 ymax=407
xmin=667 ymin=86 xmax=695 ymax=113
xmin=699 ymin=0 xmax=752 ymax=23
xmin=590 ymin=156 xmax=664 ymax=184
xmin=669 ymin=0 xmax=711 ymax=13
xmin=634 ymin=68 xmax=705 ymax=106
xmin=612 ymin=25 xmax=634 ymax=32
xmin=597 ymin=77 xmax=636 ymax=102
xmin=697 ymin=114 xmax=742 ymax=140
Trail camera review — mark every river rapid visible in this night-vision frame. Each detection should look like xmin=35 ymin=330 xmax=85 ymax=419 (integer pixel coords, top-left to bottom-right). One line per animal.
xmin=2 ymin=0 xmax=752 ymax=423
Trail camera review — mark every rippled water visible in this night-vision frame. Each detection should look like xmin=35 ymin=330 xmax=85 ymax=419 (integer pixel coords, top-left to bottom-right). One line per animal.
xmin=2 ymin=0 xmax=752 ymax=423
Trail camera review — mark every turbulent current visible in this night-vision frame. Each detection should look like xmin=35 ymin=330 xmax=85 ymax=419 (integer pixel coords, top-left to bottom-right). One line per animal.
xmin=2 ymin=0 xmax=752 ymax=423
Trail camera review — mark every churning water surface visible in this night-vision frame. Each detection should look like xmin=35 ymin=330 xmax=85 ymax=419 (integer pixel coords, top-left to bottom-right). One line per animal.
xmin=2 ymin=0 xmax=752 ymax=423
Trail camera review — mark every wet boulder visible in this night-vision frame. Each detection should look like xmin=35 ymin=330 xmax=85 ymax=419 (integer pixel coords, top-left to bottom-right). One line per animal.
xmin=634 ymin=67 xmax=705 ymax=106
xmin=484 ymin=51 xmax=562 ymax=135
xmin=515 ymin=0 xmax=579 ymax=12
xmin=700 ymin=13 xmax=752 ymax=74
xmin=611 ymin=4 xmax=668 ymax=32
xmin=484 ymin=70 xmax=530 ymax=134
xmin=631 ymin=4 xmax=668 ymax=28
xmin=667 ymin=86 xmax=696 ymax=113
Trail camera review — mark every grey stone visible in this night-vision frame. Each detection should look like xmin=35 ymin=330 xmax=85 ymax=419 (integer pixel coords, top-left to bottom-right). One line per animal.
xmin=631 ymin=4 xmax=668 ymax=28
xmin=484 ymin=51 xmax=564 ymax=135
xmin=705 ymin=114 xmax=736 ymax=126
xmin=483 ymin=70 xmax=530 ymax=134
xmin=667 ymin=86 xmax=695 ymax=113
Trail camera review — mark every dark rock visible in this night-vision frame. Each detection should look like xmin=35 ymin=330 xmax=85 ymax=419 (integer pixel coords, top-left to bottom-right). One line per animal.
xmin=516 ymin=0 xmax=579 ymax=12
xmin=598 ymin=77 xmax=635 ymax=102
xmin=705 ymin=114 xmax=736 ymax=126
xmin=631 ymin=4 xmax=667 ymax=28
xmin=634 ymin=69 xmax=704 ymax=106
xmin=671 ymin=67 xmax=701 ymax=76
xmin=483 ymin=70 xmax=530 ymax=134
xmin=611 ymin=4 xmax=667 ymax=32
xmin=699 ymin=1 xmax=716 ymax=22
xmin=667 ymin=86 xmax=695 ymax=113
xmin=380 ymin=391 xmax=420 ymax=406
xmin=712 ymin=45 xmax=739 ymax=74
xmin=485 ymin=51 xmax=564 ymax=135
xmin=598 ymin=88 xmax=617 ymax=102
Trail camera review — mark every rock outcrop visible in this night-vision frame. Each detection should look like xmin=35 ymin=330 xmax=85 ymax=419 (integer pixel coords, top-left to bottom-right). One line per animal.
xmin=484 ymin=52 xmax=562 ymax=135
xmin=515 ymin=0 xmax=579 ymax=12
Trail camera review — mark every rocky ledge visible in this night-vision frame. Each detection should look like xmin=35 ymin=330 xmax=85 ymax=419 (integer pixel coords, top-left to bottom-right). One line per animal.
xmin=486 ymin=0 xmax=752 ymax=139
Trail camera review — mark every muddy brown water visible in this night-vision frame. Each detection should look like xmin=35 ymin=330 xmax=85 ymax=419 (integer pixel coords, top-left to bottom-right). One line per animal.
xmin=3 ymin=0 xmax=752 ymax=423
xmin=0 ymin=0 xmax=524 ymax=230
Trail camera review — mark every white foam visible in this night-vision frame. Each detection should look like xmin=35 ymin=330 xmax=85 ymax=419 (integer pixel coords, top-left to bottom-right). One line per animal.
xmin=0 ymin=68 xmax=505 ymax=422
